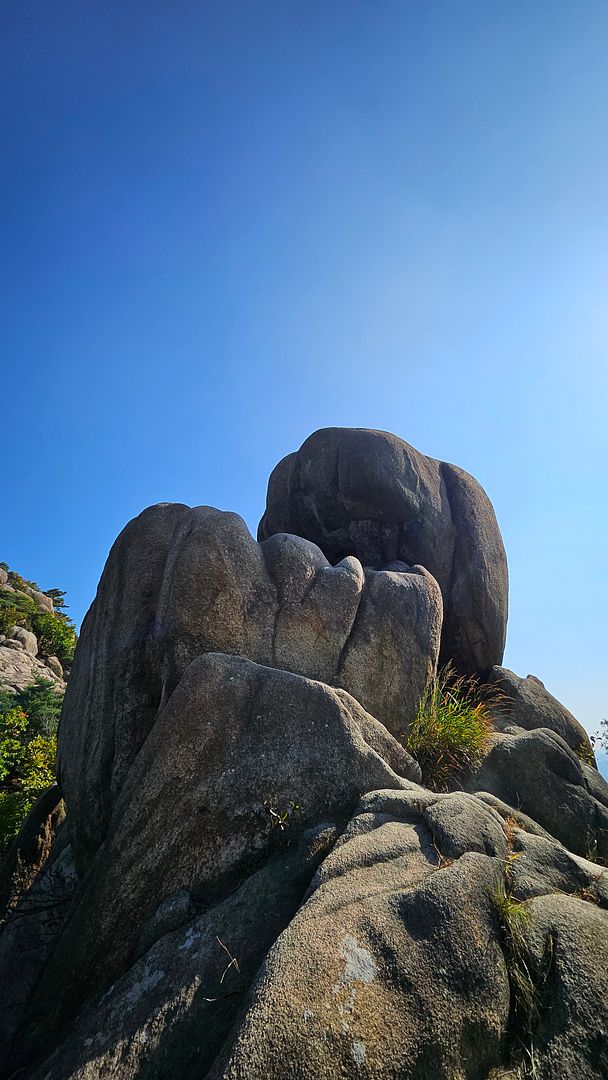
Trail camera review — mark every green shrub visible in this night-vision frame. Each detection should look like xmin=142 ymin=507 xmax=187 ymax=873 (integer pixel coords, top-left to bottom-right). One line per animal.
xmin=0 ymin=590 xmax=36 ymax=635
xmin=0 ymin=790 xmax=33 ymax=856
xmin=13 ymin=677 xmax=63 ymax=736
xmin=0 ymin=605 xmax=19 ymax=638
xmin=0 ymin=706 xmax=28 ymax=782
xmin=576 ymin=741 xmax=596 ymax=767
xmin=30 ymin=612 xmax=76 ymax=667
xmin=20 ymin=733 xmax=57 ymax=791
xmin=0 ymin=679 xmax=62 ymax=857
xmin=1 ymin=565 xmax=77 ymax=669
xmin=405 ymin=664 xmax=500 ymax=791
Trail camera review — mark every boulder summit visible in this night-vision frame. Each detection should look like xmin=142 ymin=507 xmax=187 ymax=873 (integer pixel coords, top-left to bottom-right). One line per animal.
xmin=1 ymin=428 xmax=606 ymax=1080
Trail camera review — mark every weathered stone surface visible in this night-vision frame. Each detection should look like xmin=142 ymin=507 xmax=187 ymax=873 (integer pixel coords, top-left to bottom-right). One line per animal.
xmin=4 ymin=432 xmax=607 ymax=1080
xmin=0 ymin=567 xmax=7 ymax=585
xmin=21 ymin=585 xmax=54 ymax=613
xmin=22 ymin=829 xmax=337 ymax=1080
xmin=17 ymin=655 xmax=419 ymax=1068
xmin=210 ymin=789 xmax=511 ymax=1080
xmin=466 ymin=728 xmax=608 ymax=860
xmin=6 ymin=717 xmax=608 ymax=1080
xmin=1 ymin=637 xmax=23 ymax=650
xmin=515 ymin=895 xmax=608 ymax=1079
xmin=0 ymin=827 xmax=77 ymax=1070
xmin=258 ymin=427 xmax=508 ymax=675
xmin=44 ymin=655 xmax=63 ymax=679
xmin=0 ymin=642 xmax=65 ymax=692
xmin=57 ymin=501 xmax=191 ymax=871
xmin=59 ymin=504 xmax=441 ymax=871
xmin=11 ymin=625 xmax=38 ymax=656
xmin=489 ymin=666 xmax=594 ymax=758
xmin=505 ymin=826 xmax=608 ymax=907
xmin=335 ymin=561 xmax=442 ymax=742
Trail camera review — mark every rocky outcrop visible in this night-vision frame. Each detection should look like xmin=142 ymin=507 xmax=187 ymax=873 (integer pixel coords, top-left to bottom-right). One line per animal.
xmin=466 ymin=727 xmax=608 ymax=859
xmin=0 ymin=641 xmax=64 ymax=692
xmin=58 ymin=506 xmax=441 ymax=871
xmin=1 ymin=428 xmax=606 ymax=1080
xmin=488 ymin=665 xmax=594 ymax=756
xmin=258 ymin=427 xmax=508 ymax=675
xmin=0 ymin=578 xmax=65 ymax=692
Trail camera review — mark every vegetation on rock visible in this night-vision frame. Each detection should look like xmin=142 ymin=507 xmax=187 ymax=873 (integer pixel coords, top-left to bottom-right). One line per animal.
xmin=0 ymin=678 xmax=62 ymax=857
xmin=406 ymin=664 xmax=501 ymax=790
xmin=0 ymin=563 xmax=77 ymax=668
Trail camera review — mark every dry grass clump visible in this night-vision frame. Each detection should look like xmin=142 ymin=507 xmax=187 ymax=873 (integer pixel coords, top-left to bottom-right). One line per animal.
xmin=405 ymin=664 xmax=502 ymax=791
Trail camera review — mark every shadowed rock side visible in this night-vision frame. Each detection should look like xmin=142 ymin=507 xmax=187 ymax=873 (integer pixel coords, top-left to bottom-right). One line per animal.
xmin=2 ymin=429 xmax=607 ymax=1080
xmin=258 ymin=427 xmax=508 ymax=675
xmin=58 ymin=504 xmax=442 ymax=872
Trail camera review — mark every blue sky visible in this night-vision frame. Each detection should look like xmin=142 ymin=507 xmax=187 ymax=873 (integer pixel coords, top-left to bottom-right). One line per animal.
xmin=1 ymin=2 xmax=606 ymax=739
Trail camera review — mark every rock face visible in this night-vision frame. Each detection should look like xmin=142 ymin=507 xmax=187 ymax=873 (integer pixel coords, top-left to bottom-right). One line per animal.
xmin=489 ymin=665 xmax=594 ymax=755
xmin=58 ymin=505 xmax=441 ymax=871
xmin=258 ymin=427 xmax=509 ymax=675
xmin=2 ymin=427 xmax=606 ymax=1080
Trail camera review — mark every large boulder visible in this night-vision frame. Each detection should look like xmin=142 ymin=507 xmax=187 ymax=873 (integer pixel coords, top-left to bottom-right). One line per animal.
xmin=8 ymin=779 xmax=608 ymax=1080
xmin=488 ymin=666 xmax=595 ymax=759
xmin=14 ymin=654 xmax=420 ymax=1074
xmin=59 ymin=504 xmax=441 ymax=871
xmin=10 ymin=625 xmax=38 ymax=656
xmin=211 ymin=789 xmax=608 ymax=1080
xmin=258 ymin=427 xmax=508 ymax=675
xmin=21 ymin=585 xmax=54 ymax=614
xmin=466 ymin=727 xmax=608 ymax=860
xmin=513 ymin=895 xmax=608 ymax=1079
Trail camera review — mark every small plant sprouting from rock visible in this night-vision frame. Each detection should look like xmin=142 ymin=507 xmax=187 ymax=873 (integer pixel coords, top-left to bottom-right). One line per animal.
xmin=493 ymin=822 xmax=555 ymax=1077
xmin=585 ymin=829 xmax=608 ymax=868
xmin=576 ymin=741 xmax=596 ymax=768
xmin=264 ymin=798 xmax=301 ymax=832
xmin=202 ymin=937 xmax=241 ymax=1003
xmin=405 ymin=664 xmax=501 ymax=791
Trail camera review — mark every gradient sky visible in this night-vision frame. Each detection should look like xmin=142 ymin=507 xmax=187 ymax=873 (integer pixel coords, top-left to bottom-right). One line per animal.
xmin=1 ymin=2 xmax=607 ymax=737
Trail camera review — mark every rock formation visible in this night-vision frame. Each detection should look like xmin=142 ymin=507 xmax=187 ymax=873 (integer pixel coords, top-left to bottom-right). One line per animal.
xmin=1 ymin=427 xmax=606 ymax=1080
xmin=258 ymin=428 xmax=509 ymax=675
xmin=0 ymin=569 xmax=66 ymax=693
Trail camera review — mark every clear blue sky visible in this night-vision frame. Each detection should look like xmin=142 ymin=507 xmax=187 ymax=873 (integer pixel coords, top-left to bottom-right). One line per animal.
xmin=1 ymin=2 xmax=606 ymax=736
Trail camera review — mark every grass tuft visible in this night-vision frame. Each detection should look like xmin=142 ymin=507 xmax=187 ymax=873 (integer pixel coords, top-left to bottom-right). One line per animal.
xmin=576 ymin=741 xmax=596 ymax=768
xmin=493 ymin=883 xmax=537 ymax=1035
xmin=405 ymin=664 xmax=501 ymax=791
